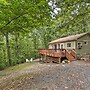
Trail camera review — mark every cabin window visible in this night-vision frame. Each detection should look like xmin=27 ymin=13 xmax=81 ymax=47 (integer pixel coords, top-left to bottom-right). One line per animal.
xmin=84 ymin=41 xmax=88 ymax=45
xmin=67 ymin=43 xmax=71 ymax=47
xmin=77 ymin=42 xmax=82 ymax=49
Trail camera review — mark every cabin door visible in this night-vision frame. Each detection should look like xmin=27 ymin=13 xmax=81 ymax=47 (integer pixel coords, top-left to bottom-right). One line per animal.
xmin=54 ymin=44 xmax=57 ymax=52
xmin=60 ymin=43 xmax=64 ymax=49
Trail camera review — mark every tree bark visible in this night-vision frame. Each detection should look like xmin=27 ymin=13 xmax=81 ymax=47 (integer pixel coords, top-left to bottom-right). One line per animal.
xmin=15 ymin=34 xmax=19 ymax=64
xmin=5 ymin=32 xmax=11 ymax=66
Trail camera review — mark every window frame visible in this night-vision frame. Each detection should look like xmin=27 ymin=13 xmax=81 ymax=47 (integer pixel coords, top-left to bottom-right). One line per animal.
xmin=77 ymin=42 xmax=82 ymax=49
xmin=67 ymin=43 xmax=71 ymax=47
xmin=83 ymin=40 xmax=88 ymax=45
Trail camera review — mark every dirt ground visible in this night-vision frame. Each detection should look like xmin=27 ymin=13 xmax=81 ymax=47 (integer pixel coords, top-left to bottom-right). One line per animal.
xmin=0 ymin=60 xmax=90 ymax=90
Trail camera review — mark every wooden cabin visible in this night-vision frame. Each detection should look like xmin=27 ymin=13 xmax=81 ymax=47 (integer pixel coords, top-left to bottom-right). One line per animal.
xmin=38 ymin=32 xmax=90 ymax=63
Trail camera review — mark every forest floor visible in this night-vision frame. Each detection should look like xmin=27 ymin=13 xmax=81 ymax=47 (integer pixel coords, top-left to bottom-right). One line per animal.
xmin=0 ymin=60 xmax=90 ymax=90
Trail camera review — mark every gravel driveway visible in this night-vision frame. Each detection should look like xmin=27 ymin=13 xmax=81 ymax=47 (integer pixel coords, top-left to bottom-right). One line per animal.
xmin=0 ymin=61 xmax=90 ymax=90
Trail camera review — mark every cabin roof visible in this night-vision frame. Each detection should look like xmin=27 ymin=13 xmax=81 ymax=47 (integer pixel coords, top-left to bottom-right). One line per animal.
xmin=49 ymin=32 xmax=89 ymax=44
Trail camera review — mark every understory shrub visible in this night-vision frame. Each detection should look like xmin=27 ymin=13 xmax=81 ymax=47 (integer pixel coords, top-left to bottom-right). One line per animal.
xmin=0 ymin=63 xmax=6 ymax=70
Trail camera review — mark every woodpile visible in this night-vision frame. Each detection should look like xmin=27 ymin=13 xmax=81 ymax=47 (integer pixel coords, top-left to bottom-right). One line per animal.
xmin=80 ymin=53 xmax=90 ymax=62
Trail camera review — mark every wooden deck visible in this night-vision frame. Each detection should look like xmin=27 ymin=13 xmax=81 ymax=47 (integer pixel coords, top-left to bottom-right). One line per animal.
xmin=38 ymin=49 xmax=76 ymax=63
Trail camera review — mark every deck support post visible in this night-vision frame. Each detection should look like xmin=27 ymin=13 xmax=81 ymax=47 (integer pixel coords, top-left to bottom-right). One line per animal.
xmin=58 ymin=57 xmax=61 ymax=64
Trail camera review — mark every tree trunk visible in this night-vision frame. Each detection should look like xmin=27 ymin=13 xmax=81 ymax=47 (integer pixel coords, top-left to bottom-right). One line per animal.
xmin=83 ymin=17 xmax=87 ymax=32
xmin=34 ymin=36 xmax=37 ymax=49
xmin=5 ymin=32 xmax=11 ymax=66
xmin=34 ymin=35 xmax=37 ymax=58
xmin=43 ymin=33 xmax=48 ymax=48
xmin=44 ymin=36 xmax=47 ymax=48
xmin=15 ymin=34 xmax=19 ymax=64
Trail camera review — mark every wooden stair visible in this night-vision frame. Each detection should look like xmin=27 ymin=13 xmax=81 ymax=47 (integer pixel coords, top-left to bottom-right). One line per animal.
xmin=65 ymin=49 xmax=76 ymax=61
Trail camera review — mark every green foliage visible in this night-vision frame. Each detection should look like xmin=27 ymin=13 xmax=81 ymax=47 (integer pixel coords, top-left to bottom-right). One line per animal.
xmin=52 ymin=0 xmax=90 ymax=35
xmin=15 ymin=73 xmax=33 ymax=80
xmin=0 ymin=0 xmax=52 ymax=69
xmin=0 ymin=63 xmax=6 ymax=70
xmin=0 ymin=62 xmax=35 ymax=74
xmin=0 ymin=60 xmax=6 ymax=70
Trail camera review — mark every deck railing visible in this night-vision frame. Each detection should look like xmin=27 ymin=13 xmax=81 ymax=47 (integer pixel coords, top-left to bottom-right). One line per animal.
xmin=38 ymin=49 xmax=66 ymax=57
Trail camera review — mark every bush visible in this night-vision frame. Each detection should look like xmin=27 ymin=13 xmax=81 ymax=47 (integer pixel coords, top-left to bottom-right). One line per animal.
xmin=0 ymin=63 xmax=6 ymax=70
